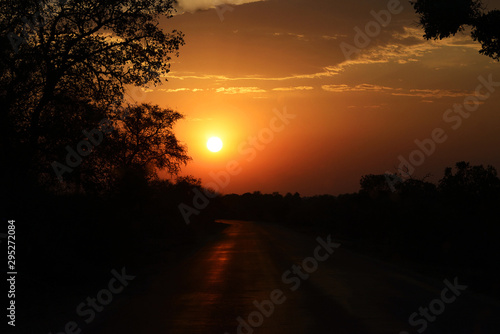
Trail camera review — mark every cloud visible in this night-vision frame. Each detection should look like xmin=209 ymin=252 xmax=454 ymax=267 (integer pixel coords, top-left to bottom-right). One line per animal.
xmin=392 ymin=27 xmax=479 ymax=49
xmin=155 ymin=84 xmax=474 ymax=99
xmin=175 ymin=0 xmax=264 ymax=13
xmin=160 ymin=88 xmax=190 ymax=92
xmin=215 ymin=86 xmax=266 ymax=94
xmin=322 ymin=84 xmax=394 ymax=93
xmin=167 ymin=69 xmax=340 ymax=82
xmin=272 ymin=86 xmax=314 ymax=91
xmin=157 ymin=88 xmax=204 ymax=93
xmin=322 ymin=84 xmax=474 ymax=100
xmin=162 ymin=25 xmax=486 ymax=89
xmin=151 ymin=85 xmax=314 ymax=95
xmin=272 ymin=32 xmax=308 ymax=41
xmin=347 ymin=105 xmax=384 ymax=109
xmin=391 ymin=89 xmax=473 ymax=98
xmin=321 ymin=34 xmax=347 ymax=40
xmin=323 ymin=27 xmax=481 ymax=74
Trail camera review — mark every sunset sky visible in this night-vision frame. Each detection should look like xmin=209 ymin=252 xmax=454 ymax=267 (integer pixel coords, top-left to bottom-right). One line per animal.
xmin=130 ymin=0 xmax=500 ymax=196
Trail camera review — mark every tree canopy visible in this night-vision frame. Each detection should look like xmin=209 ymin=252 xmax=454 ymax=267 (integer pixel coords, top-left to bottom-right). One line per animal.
xmin=411 ymin=0 xmax=500 ymax=60
xmin=109 ymin=103 xmax=190 ymax=178
xmin=439 ymin=161 xmax=500 ymax=200
xmin=0 ymin=0 xmax=186 ymax=191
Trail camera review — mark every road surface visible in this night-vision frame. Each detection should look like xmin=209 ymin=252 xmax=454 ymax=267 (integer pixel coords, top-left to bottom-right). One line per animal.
xmin=91 ymin=220 xmax=500 ymax=334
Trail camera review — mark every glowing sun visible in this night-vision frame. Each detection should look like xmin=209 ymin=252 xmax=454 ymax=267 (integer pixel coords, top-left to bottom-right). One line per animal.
xmin=207 ymin=136 xmax=223 ymax=152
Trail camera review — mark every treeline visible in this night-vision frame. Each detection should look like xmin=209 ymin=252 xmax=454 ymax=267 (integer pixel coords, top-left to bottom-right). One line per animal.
xmin=213 ymin=161 xmax=500 ymax=298
xmin=9 ymin=173 xmax=222 ymax=332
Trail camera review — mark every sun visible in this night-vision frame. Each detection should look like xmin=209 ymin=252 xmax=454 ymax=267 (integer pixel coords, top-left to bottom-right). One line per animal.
xmin=207 ymin=136 xmax=223 ymax=152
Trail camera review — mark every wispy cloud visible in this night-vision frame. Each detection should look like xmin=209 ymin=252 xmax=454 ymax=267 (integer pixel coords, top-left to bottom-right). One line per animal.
xmin=321 ymin=34 xmax=347 ymax=41
xmin=322 ymin=84 xmax=474 ymax=100
xmin=156 ymin=88 xmax=205 ymax=93
xmin=391 ymin=89 xmax=474 ymax=98
xmin=167 ymin=69 xmax=340 ymax=82
xmin=273 ymin=32 xmax=308 ymax=41
xmin=165 ymin=29 xmax=481 ymax=83
xmin=324 ymin=27 xmax=481 ymax=73
xmin=175 ymin=0 xmax=264 ymax=13
xmin=347 ymin=104 xmax=384 ymax=109
xmin=161 ymin=88 xmax=190 ymax=92
xmin=272 ymin=86 xmax=314 ymax=91
xmin=322 ymin=84 xmax=394 ymax=93
xmin=215 ymin=86 xmax=266 ymax=94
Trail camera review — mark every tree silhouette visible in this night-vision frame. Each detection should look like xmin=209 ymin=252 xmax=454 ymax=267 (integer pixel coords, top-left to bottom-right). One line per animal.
xmin=471 ymin=9 xmax=500 ymax=60
xmin=411 ymin=0 xmax=500 ymax=60
xmin=1 ymin=0 xmax=184 ymax=181
xmin=438 ymin=161 xmax=500 ymax=200
xmin=44 ymin=103 xmax=190 ymax=192
xmin=360 ymin=174 xmax=394 ymax=197
xmin=108 ymin=103 xmax=190 ymax=182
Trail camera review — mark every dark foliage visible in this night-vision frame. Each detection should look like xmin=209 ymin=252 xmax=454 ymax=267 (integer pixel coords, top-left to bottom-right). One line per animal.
xmin=214 ymin=161 xmax=500 ymax=298
xmin=411 ymin=0 xmax=500 ymax=60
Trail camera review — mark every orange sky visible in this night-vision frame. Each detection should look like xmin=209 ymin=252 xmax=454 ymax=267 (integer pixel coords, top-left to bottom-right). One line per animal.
xmin=129 ymin=0 xmax=500 ymax=196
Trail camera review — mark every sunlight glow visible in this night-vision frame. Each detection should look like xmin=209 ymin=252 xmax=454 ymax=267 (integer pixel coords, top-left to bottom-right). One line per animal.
xmin=207 ymin=136 xmax=223 ymax=152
